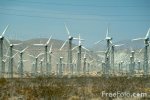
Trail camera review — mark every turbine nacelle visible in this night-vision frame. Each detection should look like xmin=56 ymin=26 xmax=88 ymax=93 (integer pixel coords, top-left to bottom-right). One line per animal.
xmin=106 ymin=37 xmax=112 ymax=40
xmin=10 ymin=44 xmax=13 ymax=47
xmin=0 ymin=36 xmax=4 ymax=40
xmin=69 ymin=36 xmax=73 ymax=40
xmin=144 ymin=38 xmax=149 ymax=44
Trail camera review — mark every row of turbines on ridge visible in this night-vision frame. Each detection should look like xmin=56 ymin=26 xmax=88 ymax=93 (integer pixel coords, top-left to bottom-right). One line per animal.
xmin=0 ymin=24 xmax=150 ymax=78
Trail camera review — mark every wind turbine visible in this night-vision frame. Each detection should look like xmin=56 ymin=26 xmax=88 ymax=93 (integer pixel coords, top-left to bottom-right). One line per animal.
xmin=4 ymin=52 xmax=18 ymax=78
xmin=28 ymin=53 xmax=44 ymax=76
xmin=83 ymin=51 xmax=87 ymax=75
xmin=1 ymin=46 xmax=9 ymax=77
xmin=33 ymin=36 xmax=52 ymax=76
xmin=72 ymin=34 xmax=89 ymax=75
xmin=59 ymin=57 xmax=63 ymax=77
xmin=5 ymin=37 xmax=21 ymax=78
xmin=95 ymin=26 xmax=112 ymax=77
xmin=2 ymin=58 xmax=8 ymax=77
xmin=47 ymin=44 xmax=53 ymax=75
xmin=132 ymin=28 xmax=150 ymax=76
xmin=110 ymin=43 xmax=124 ymax=75
xmin=60 ymin=24 xmax=78 ymax=74
xmin=97 ymin=50 xmax=109 ymax=77
xmin=14 ymin=47 xmax=28 ymax=78
xmin=0 ymin=25 xmax=9 ymax=77
xmin=39 ymin=58 xmax=44 ymax=76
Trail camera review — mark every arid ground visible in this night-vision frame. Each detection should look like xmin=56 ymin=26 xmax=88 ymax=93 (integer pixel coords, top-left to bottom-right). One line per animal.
xmin=0 ymin=76 xmax=150 ymax=100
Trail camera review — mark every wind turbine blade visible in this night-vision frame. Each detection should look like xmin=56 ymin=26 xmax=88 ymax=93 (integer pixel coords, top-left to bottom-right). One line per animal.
xmin=3 ymin=57 xmax=8 ymax=62
xmin=21 ymin=46 xmax=28 ymax=52
xmin=110 ymin=40 xmax=113 ymax=45
xmin=60 ymin=40 xmax=68 ymax=50
xmin=13 ymin=43 xmax=22 ymax=46
xmin=106 ymin=27 xmax=109 ymax=39
xmin=89 ymin=60 xmax=94 ymax=63
xmin=23 ymin=60 xmax=28 ymax=62
xmin=115 ymin=44 xmax=124 ymax=47
xmin=33 ymin=44 xmax=44 ymax=46
xmin=65 ymin=24 xmax=71 ymax=36
xmin=1 ymin=24 xmax=9 ymax=36
xmin=12 ymin=52 xmax=18 ymax=58
xmin=37 ymin=52 xmax=44 ymax=57
xmin=73 ymin=38 xmax=79 ymax=40
xmin=145 ymin=28 xmax=150 ymax=39
xmin=13 ymin=49 xmax=20 ymax=52
xmin=132 ymin=38 xmax=144 ymax=41
xmin=28 ymin=54 xmax=35 ymax=58
xmin=139 ymin=48 xmax=144 ymax=53
xmin=72 ymin=46 xmax=78 ymax=50
xmin=82 ymin=46 xmax=90 ymax=51
xmin=96 ymin=51 xmax=105 ymax=53
xmin=78 ymin=34 xmax=82 ymax=45
xmin=5 ymin=37 xmax=10 ymax=44
xmin=49 ymin=44 xmax=53 ymax=53
xmin=46 ymin=35 xmax=52 ymax=45
xmin=94 ymin=39 xmax=104 ymax=44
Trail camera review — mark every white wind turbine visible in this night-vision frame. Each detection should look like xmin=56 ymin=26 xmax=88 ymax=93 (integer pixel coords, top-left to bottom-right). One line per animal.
xmin=15 ymin=47 xmax=28 ymax=78
xmin=28 ymin=53 xmax=44 ymax=76
xmin=58 ymin=57 xmax=63 ymax=77
xmin=2 ymin=58 xmax=8 ymax=77
xmin=83 ymin=51 xmax=87 ymax=75
xmin=97 ymin=50 xmax=110 ymax=77
xmin=72 ymin=34 xmax=89 ymax=75
xmin=4 ymin=52 xmax=18 ymax=78
xmin=33 ymin=36 xmax=52 ymax=75
xmin=47 ymin=44 xmax=53 ymax=75
xmin=39 ymin=58 xmax=44 ymax=76
xmin=132 ymin=28 xmax=150 ymax=76
xmin=0 ymin=25 xmax=9 ymax=77
xmin=95 ymin=26 xmax=112 ymax=77
xmin=59 ymin=24 xmax=78 ymax=74
xmin=5 ymin=37 xmax=21 ymax=78
xmin=110 ymin=43 xmax=124 ymax=75
xmin=48 ymin=44 xmax=59 ymax=75
xmin=1 ymin=46 xmax=9 ymax=77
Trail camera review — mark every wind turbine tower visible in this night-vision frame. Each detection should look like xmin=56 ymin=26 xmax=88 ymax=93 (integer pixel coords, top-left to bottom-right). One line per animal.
xmin=28 ymin=53 xmax=44 ymax=76
xmin=72 ymin=34 xmax=88 ymax=75
xmin=110 ymin=44 xmax=124 ymax=75
xmin=132 ymin=28 xmax=150 ymax=76
xmin=0 ymin=25 xmax=9 ymax=77
xmin=15 ymin=47 xmax=28 ymax=78
xmin=34 ymin=36 xmax=52 ymax=76
xmin=5 ymin=38 xmax=20 ymax=78
xmin=83 ymin=51 xmax=87 ymax=75
xmin=60 ymin=24 xmax=78 ymax=74
xmin=95 ymin=26 xmax=112 ymax=77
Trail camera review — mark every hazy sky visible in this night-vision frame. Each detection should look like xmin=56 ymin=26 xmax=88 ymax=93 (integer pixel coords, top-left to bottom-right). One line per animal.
xmin=0 ymin=0 xmax=150 ymax=47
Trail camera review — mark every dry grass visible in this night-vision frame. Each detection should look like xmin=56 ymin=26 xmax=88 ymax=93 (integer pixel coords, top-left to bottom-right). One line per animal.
xmin=0 ymin=76 xmax=150 ymax=100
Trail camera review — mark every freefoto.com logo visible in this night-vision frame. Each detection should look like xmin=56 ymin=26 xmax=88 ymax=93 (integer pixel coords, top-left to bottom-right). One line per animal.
xmin=101 ymin=91 xmax=147 ymax=98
